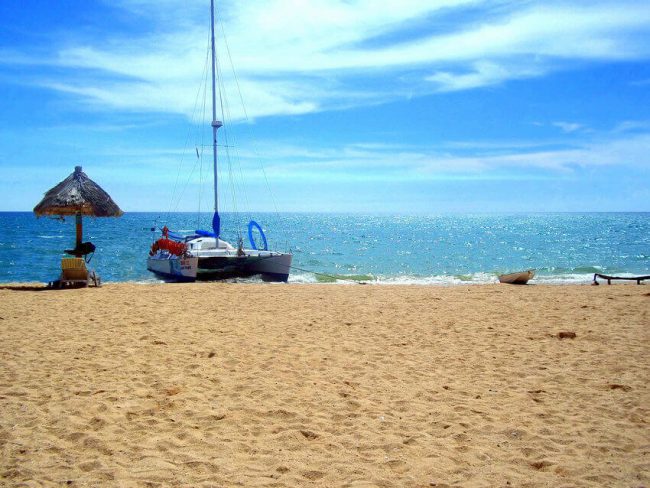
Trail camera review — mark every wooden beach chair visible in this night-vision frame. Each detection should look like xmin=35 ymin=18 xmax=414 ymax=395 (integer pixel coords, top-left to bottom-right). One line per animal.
xmin=50 ymin=257 xmax=100 ymax=288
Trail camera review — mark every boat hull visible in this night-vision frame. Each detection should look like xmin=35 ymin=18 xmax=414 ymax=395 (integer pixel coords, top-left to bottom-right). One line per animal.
xmin=196 ymin=252 xmax=292 ymax=282
xmin=147 ymin=255 xmax=198 ymax=282
xmin=498 ymin=269 xmax=535 ymax=285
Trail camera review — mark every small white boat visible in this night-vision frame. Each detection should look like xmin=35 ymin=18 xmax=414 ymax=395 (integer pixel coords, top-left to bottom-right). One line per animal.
xmin=498 ymin=269 xmax=535 ymax=284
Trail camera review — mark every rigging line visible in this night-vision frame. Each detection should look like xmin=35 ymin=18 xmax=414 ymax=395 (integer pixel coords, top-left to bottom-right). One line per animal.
xmin=221 ymin=86 xmax=245 ymax=240
xmin=233 ymin=134 xmax=253 ymax=224
xmin=197 ymin=45 xmax=211 ymax=230
xmin=214 ymin=32 xmax=245 ymax=240
xmin=219 ymin=16 xmax=282 ymax=225
xmin=220 ymin=17 xmax=254 ymax=224
xmin=199 ymin=26 xmax=213 ymax=228
xmin=219 ymin=70 xmax=246 ymax=234
xmin=219 ymin=72 xmax=246 ymax=218
xmin=169 ymin=31 xmax=212 ymax=217
xmin=233 ymin=127 xmax=284 ymax=249
xmin=214 ymin=45 xmax=229 ymax=214
xmin=224 ymin=101 xmax=251 ymax=229
xmin=218 ymin=18 xmax=257 ymax=232
xmin=228 ymin=130 xmax=250 ymax=239
xmin=220 ymin=18 xmax=255 ymax=221
xmin=220 ymin=20 xmax=248 ymax=122
xmin=214 ymin=33 xmax=236 ymax=231
xmin=167 ymin=29 xmax=211 ymax=217
xmin=196 ymin=143 xmax=236 ymax=148
xmin=258 ymin=153 xmax=282 ymax=217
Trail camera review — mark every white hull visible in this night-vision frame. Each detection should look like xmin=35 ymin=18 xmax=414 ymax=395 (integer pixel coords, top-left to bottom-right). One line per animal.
xmin=147 ymin=254 xmax=198 ymax=282
xmin=186 ymin=236 xmax=292 ymax=282
xmin=245 ymin=252 xmax=292 ymax=279
xmin=498 ymin=269 xmax=535 ymax=284
xmin=194 ymin=251 xmax=292 ymax=282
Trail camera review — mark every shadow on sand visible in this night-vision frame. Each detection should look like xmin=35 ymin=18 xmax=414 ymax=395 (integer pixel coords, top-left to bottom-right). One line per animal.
xmin=0 ymin=284 xmax=52 ymax=292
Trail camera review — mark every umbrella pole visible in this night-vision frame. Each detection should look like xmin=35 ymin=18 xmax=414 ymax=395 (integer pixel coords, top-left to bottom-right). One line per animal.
xmin=75 ymin=213 xmax=83 ymax=257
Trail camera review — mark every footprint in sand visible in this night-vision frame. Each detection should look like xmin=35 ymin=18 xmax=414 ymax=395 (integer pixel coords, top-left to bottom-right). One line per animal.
xmin=300 ymin=430 xmax=319 ymax=440
xmin=530 ymin=460 xmax=554 ymax=471
xmin=302 ymin=470 xmax=325 ymax=480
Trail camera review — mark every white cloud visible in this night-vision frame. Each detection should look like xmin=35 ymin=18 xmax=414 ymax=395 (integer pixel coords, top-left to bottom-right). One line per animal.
xmin=426 ymin=60 xmax=544 ymax=91
xmin=630 ymin=78 xmax=650 ymax=86
xmin=219 ymin=1 xmax=650 ymax=71
xmin=6 ymin=1 xmax=650 ymax=118
xmin=552 ymin=122 xmax=584 ymax=133
xmin=251 ymin=131 xmax=650 ymax=179
xmin=612 ymin=120 xmax=650 ymax=133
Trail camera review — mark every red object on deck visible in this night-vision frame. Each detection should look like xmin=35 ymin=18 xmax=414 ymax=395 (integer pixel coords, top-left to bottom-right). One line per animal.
xmin=150 ymin=237 xmax=187 ymax=256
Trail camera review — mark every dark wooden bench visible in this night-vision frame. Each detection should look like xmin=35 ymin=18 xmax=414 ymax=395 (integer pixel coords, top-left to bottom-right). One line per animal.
xmin=593 ymin=273 xmax=649 ymax=285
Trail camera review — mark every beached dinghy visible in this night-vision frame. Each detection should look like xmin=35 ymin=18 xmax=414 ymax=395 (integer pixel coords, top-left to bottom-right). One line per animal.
xmin=498 ymin=269 xmax=535 ymax=284
xmin=147 ymin=0 xmax=292 ymax=283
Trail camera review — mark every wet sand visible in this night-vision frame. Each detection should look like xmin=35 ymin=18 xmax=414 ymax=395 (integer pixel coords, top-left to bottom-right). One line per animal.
xmin=0 ymin=283 xmax=648 ymax=487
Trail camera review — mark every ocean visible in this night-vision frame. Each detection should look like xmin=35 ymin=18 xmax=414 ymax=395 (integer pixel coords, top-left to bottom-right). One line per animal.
xmin=1 ymin=212 xmax=648 ymax=284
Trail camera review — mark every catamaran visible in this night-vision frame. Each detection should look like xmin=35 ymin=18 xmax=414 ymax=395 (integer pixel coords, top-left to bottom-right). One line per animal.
xmin=147 ymin=0 xmax=292 ymax=282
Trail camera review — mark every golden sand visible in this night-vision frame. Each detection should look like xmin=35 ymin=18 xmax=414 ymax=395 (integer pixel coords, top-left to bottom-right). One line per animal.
xmin=1 ymin=283 xmax=648 ymax=487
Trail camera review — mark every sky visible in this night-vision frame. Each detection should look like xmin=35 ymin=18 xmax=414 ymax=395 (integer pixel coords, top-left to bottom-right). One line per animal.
xmin=1 ymin=0 xmax=649 ymax=213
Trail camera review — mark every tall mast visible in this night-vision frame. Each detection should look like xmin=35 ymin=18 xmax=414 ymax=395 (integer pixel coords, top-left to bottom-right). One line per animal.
xmin=210 ymin=0 xmax=223 ymax=237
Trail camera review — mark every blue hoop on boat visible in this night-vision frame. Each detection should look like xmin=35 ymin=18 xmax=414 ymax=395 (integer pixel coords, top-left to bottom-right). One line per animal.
xmin=247 ymin=220 xmax=268 ymax=251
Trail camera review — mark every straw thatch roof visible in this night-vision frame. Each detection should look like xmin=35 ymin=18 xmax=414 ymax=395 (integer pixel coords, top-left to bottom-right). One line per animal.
xmin=33 ymin=166 xmax=123 ymax=217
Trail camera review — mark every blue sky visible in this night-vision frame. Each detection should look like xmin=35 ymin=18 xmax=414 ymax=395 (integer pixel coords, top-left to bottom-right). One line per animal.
xmin=1 ymin=0 xmax=649 ymax=213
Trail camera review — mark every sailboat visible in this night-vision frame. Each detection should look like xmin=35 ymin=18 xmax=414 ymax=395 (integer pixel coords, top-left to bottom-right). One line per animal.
xmin=147 ymin=0 xmax=292 ymax=283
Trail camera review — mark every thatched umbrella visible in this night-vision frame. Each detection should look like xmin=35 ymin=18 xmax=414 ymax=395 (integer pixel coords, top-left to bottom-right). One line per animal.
xmin=34 ymin=166 xmax=123 ymax=257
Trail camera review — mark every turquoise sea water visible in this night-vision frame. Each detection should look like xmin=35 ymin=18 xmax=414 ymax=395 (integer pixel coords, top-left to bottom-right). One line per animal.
xmin=0 ymin=212 xmax=648 ymax=284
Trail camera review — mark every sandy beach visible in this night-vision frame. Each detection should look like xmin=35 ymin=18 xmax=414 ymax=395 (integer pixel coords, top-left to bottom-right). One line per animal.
xmin=0 ymin=283 xmax=648 ymax=487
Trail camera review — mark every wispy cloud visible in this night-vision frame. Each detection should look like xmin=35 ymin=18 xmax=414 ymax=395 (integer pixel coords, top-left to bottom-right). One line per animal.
xmin=552 ymin=121 xmax=585 ymax=133
xmin=4 ymin=0 xmax=650 ymax=119
xmin=613 ymin=120 xmax=650 ymax=133
xmin=249 ymin=131 xmax=650 ymax=180
xmin=425 ymin=60 xmax=544 ymax=92
xmin=629 ymin=78 xmax=650 ymax=86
